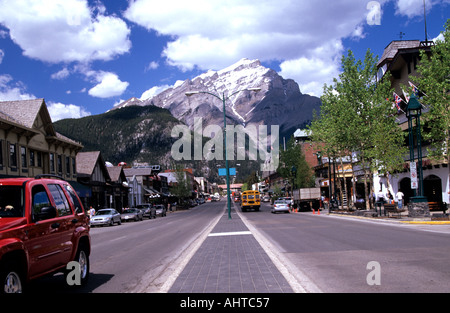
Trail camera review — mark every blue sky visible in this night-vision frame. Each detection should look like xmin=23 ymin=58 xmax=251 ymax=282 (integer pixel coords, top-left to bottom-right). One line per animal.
xmin=0 ymin=0 xmax=448 ymax=121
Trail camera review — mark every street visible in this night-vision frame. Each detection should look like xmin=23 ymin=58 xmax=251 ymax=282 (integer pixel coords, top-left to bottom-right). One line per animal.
xmin=28 ymin=201 xmax=224 ymax=293
xmin=241 ymin=202 xmax=450 ymax=293
xmin=28 ymin=200 xmax=450 ymax=293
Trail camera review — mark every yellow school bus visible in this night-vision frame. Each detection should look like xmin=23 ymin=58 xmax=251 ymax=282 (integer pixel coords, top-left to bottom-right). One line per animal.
xmin=241 ymin=190 xmax=261 ymax=212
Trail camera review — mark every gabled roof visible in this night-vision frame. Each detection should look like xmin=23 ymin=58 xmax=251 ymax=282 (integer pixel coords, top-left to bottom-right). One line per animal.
xmin=0 ymin=98 xmax=82 ymax=149
xmin=0 ymin=98 xmax=54 ymax=134
xmin=107 ymin=166 xmax=126 ymax=183
xmin=76 ymin=151 xmax=110 ymax=181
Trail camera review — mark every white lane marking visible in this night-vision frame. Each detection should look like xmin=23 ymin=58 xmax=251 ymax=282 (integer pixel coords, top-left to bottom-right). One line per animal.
xmin=208 ymin=231 xmax=252 ymax=237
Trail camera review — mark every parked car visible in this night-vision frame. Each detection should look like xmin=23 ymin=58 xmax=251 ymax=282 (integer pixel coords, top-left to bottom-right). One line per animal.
xmin=136 ymin=204 xmax=156 ymax=219
xmin=91 ymin=208 xmax=121 ymax=226
xmin=121 ymin=208 xmax=144 ymax=222
xmin=278 ymin=197 xmax=293 ymax=207
xmin=0 ymin=175 xmax=91 ymax=293
xmin=271 ymin=200 xmax=290 ymax=214
xmin=154 ymin=204 xmax=167 ymax=217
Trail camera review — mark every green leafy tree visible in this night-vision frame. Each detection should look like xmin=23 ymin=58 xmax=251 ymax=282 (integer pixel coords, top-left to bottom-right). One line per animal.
xmin=413 ymin=20 xmax=450 ymax=163
xmin=310 ymin=49 xmax=406 ymax=209
xmin=278 ymin=136 xmax=315 ymax=192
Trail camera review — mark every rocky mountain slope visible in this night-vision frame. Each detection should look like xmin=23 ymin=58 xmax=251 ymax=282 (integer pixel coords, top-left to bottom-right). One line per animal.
xmin=115 ymin=58 xmax=321 ymax=139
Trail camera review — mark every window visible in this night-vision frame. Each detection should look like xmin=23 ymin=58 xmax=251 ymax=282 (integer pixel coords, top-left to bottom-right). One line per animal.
xmin=0 ymin=186 xmax=24 ymax=217
xmin=57 ymin=155 xmax=62 ymax=174
xmin=32 ymin=185 xmax=52 ymax=220
xmin=0 ymin=140 xmax=3 ymax=167
xmin=66 ymin=156 xmax=70 ymax=175
xmin=37 ymin=151 xmax=42 ymax=167
xmin=9 ymin=143 xmax=17 ymax=168
xmin=64 ymin=184 xmax=84 ymax=214
xmin=48 ymin=184 xmax=72 ymax=216
xmin=30 ymin=150 xmax=35 ymax=167
xmin=21 ymin=146 xmax=27 ymax=168
xmin=49 ymin=153 xmax=55 ymax=172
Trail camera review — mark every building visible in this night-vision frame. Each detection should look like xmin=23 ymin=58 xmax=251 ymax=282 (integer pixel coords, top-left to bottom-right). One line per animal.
xmin=376 ymin=40 xmax=448 ymax=207
xmin=0 ymin=99 xmax=82 ymax=180
xmin=124 ymin=166 xmax=167 ymax=206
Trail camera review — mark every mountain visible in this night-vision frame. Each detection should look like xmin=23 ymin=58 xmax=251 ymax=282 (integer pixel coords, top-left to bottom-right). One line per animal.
xmin=115 ymin=58 xmax=322 ymax=139
xmin=54 ymin=105 xmax=180 ymax=166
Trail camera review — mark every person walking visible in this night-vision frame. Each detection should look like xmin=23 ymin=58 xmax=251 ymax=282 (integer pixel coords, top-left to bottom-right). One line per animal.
xmin=396 ymin=189 xmax=405 ymax=209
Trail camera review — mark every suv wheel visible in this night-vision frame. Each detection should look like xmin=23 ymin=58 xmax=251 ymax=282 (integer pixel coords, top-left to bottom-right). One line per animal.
xmin=67 ymin=244 xmax=90 ymax=287
xmin=1 ymin=263 xmax=24 ymax=293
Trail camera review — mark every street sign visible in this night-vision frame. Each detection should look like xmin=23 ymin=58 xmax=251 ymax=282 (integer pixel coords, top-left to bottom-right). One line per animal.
xmin=218 ymin=168 xmax=236 ymax=176
xmin=410 ymin=161 xmax=418 ymax=189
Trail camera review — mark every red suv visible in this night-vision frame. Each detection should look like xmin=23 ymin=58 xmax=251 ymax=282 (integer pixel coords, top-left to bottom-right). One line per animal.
xmin=0 ymin=175 xmax=90 ymax=293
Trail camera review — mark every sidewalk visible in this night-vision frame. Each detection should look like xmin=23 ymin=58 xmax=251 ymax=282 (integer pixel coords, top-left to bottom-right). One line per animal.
xmin=168 ymin=205 xmax=293 ymax=293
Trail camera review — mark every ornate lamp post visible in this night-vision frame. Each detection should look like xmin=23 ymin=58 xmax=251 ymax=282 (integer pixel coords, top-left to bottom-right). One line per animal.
xmin=407 ymin=94 xmax=429 ymax=217
xmin=186 ymin=88 xmax=260 ymax=219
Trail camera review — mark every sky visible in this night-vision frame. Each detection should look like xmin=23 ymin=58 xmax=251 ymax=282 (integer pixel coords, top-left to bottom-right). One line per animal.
xmin=0 ymin=0 xmax=448 ymax=121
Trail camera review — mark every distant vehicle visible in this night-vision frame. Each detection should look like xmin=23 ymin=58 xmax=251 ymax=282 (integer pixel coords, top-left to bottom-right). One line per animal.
xmin=154 ymin=204 xmax=167 ymax=217
xmin=91 ymin=208 xmax=122 ymax=226
xmin=136 ymin=204 xmax=156 ymax=219
xmin=121 ymin=208 xmax=143 ymax=222
xmin=278 ymin=197 xmax=293 ymax=206
xmin=271 ymin=200 xmax=290 ymax=214
xmin=241 ymin=190 xmax=261 ymax=212
xmin=262 ymin=195 xmax=270 ymax=202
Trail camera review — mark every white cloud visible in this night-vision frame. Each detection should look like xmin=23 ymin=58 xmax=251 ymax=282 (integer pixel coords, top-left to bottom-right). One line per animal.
xmin=124 ymin=0 xmax=381 ymax=96
xmin=51 ymin=67 xmax=71 ymax=80
xmin=0 ymin=74 xmax=35 ymax=101
xmin=140 ymin=80 xmax=184 ymax=100
xmin=146 ymin=61 xmax=159 ymax=71
xmin=0 ymin=0 xmax=131 ymax=63
xmin=88 ymin=72 xmax=129 ymax=98
xmin=0 ymin=49 xmax=4 ymax=64
xmin=47 ymin=102 xmax=91 ymax=121
xmin=140 ymin=85 xmax=170 ymax=100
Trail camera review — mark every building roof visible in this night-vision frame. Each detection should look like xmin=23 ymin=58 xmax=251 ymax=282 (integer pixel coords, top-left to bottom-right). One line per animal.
xmin=378 ymin=40 xmax=421 ymax=67
xmin=76 ymin=151 xmax=102 ymax=175
xmin=0 ymin=98 xmax=82 ymax=148
xmin=123 ymin=167 xmax=152 ymax=177
xmin=107 ymin=166 xmax=125 ymax=182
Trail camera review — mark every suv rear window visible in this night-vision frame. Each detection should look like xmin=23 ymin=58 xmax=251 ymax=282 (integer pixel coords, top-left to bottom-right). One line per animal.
xmin=0 ymin=185 xmax=24 ymax=217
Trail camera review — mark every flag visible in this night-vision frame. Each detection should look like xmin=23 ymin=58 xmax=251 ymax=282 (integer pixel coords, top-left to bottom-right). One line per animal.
xmin=393 ymin=92 xmax=403 ymax=111
xmin=409 ymin=81 xmax=427 ymax=97
xmin=402 ymin=89 xmax=410 ymax=102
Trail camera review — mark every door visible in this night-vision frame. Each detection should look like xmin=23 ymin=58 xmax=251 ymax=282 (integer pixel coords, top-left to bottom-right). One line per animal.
xmin=25 ymin=183 xmax=63 ymax=278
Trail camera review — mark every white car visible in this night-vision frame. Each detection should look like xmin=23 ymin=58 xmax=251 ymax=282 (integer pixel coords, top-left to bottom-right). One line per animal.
xmin=91 ymin=208 xmax=122 ymax=226
xmin=271 ymin=200 xmax=290 ymax=214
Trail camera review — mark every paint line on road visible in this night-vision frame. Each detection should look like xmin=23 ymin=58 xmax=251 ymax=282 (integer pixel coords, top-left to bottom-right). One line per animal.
xmin=208 ymin=231 xmax=252 ymax=237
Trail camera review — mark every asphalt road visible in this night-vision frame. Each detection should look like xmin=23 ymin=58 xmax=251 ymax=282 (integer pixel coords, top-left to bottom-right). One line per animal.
xmin=28 ymin=200 xmax=450 ymax=293
xmin=241 ymin=202 xmax=450 ymax=293
xmin=29 ymin=201 xmax=225 ymax=293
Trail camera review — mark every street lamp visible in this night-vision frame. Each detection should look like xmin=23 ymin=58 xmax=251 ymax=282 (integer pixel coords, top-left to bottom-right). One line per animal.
xmin=186 ymin=87 xmax=261 ymax=219
xmin=407 ymin=93 xmax=427 ymax=203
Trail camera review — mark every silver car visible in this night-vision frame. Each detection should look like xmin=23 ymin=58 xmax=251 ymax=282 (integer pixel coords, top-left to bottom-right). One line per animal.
xmin=121 ymin=208 xmax=144 ymax=222
xmin=91 ymin=208 xmax=122 ymax=226
xmin=271 ymin=200 xmax=290 ymax=214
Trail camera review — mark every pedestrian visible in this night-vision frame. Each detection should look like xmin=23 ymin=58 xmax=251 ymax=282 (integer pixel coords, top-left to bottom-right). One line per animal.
xmin=387 ymin=191 xmax=394 ymax=204
xmin=396 ymin=189 xmax=404 ymax=209
xmin=376 ymin=189 xmax=385 ymax=203
xmin=89 ymin=206 xmax=95 ymax=218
